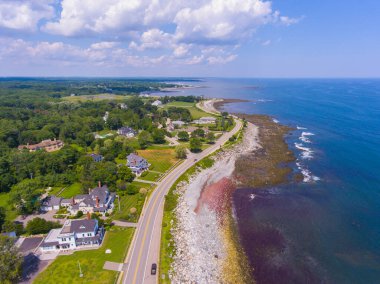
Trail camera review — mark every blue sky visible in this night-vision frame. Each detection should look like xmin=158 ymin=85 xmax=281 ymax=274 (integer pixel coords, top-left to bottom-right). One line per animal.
xmin=0 ymin=0 xmax=379 ymax=77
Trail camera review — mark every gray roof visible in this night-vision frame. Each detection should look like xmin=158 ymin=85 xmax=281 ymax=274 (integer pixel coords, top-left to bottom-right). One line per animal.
xmin=118 ymin=126 xmax=137 ymax=135
xmin=90 ymin=185 xmax=109 ymax=205
xmin=61 ymin=219 xmax=97 ymax=234
xmin=127 ymin=153 xmax=146 ymax=163
xmin=42 ymin=195 xmax=62 ymax=207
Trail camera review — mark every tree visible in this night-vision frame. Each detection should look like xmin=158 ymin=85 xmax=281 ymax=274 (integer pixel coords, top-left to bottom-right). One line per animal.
xmin=130 ymin=207 xmax=137 ymax=214
xmin=118 ymin=165 xmax=134 ymax=182
xmin=1 ymin=221 xmax=24 ymax=236
xmin=0 ymin=235 xmax=23 ymax=284
xmin=222 ymin=111 xmax=229 ymax=117
xmin=151 ymin=129 xmax=166 ymax=144
xmin=137 ymin=131 xmax=152 ymax=149
xmin=206 ymin=132 xmax=216 ymax=144
xmin=191 ymin=128 xmax=205 ymax=138
xmin=189 ymin=138 xmax=202 ymax=153
xmin=175 ymin=145 xmax=187 ymax=159
xmin=0 ymin=207 xmax=5 ymax=231
xmin=139 ymin=188 xmax=148 ymax=195
xmin=25 ymin=217 xmax=61 ymax=235
xmin=177 ymin=131 xmax=189 ymax=142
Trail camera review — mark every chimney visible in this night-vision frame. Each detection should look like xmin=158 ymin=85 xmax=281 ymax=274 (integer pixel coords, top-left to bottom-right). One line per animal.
xmin=98 ymin=181 xmax=101 ymax=188
xmin=87 ymin=212 xmax=91 ymax=220
xmin=89 ymin=188 xmax=91 ymax=194
xmin=96 ymin=196 xmax=100 ymax=208
xmin=72 ymin=196 xmax=75 ymax=205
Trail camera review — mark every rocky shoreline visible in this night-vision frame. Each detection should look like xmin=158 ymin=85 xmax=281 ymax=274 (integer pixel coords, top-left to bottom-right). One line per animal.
xmin=168 ymin=98 xmax=299 ymax=283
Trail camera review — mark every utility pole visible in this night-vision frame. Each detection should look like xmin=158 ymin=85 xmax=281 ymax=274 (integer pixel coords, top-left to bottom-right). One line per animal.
xmin=78 ymin=261 xmax=83 ymax=278
xmin=117 ymin=195 xmax=121 ymax=212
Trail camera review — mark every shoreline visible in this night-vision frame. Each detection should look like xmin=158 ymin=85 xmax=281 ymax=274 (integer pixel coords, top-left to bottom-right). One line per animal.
xmin=167 ymin=98 xmax=300 ymax=283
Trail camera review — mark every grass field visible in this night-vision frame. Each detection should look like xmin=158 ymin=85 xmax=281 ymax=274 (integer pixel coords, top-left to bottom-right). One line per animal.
xmin=59 ymin=183 xmax=83 ymax=198
xmin=137 ymin=148 xmax=178 ymax=173
xmin=112 ymin=193 xmax=146 ymax=222
xmin=34 ymin=227 xmax=135 ymax=284
xmin=162 ymin=101 xmax=213 ymax=119
xmin=63 ymin=94 xmax=130 ymax=102
xmin=0 ymin=192 xmax=18 ymax=221
xmin=139 ymin=171 xmax=162 ymax=182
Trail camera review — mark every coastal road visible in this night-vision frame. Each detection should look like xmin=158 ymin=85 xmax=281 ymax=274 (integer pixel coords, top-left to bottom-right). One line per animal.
xmin=121 ymin=117 xmax=242 ymax=284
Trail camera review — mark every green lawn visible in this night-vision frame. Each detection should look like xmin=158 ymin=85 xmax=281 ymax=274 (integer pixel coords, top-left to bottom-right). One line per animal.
xmin=138 ymin=148 xmax=179 ymax=173
xmin=112 ymin=193 xmax=146 ymax=222
xmin=34 ymin=227 xmax=135 ymax=284
xmin=0 ymin=192 xmax=18 ymax=221
xmin=59 ymin=183 xmax=83 ymax=198
xmin=48 ymin=186 xmax=64 ymax=196
xmin=139 ymin=171 xmax=162 ymax=182
xmin=63 ymin=94 xmax=130 ymax=102
xmin=162 ymin=102 xmax=212 ymax=119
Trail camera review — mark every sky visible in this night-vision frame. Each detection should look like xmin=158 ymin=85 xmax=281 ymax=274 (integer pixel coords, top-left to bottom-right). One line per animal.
xmin=0 ymin=0 xmax=379 ymax=78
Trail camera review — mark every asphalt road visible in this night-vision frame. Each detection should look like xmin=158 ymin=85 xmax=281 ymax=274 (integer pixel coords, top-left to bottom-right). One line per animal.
xmin=122 ymin=118 xmax=242 ymax=284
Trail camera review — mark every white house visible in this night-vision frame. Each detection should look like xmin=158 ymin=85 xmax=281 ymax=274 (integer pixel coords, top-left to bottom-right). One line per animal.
xmin=193 ymin=116 xmax=216 ymax=124
xmin=117 ymin=126 xmax=137 ymax=138
xmin=103 ymin=111 xmax=109 ymax=122
xmin=152 ymin=100 xmax=162 ymax=106
xmin=40 ymin=218 xmax=104 ymax=252
xmin=41 ymin=195 xmax=62 ymax=211
xmin=172 ymin=120 xmax=186 ymax=127
xmin=127 ymin=153 xmax=150 ymax=174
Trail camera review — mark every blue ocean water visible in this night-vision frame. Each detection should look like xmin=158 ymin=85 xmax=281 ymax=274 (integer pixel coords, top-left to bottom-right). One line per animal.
xmin=163 ymin=78 xmax=380 ymax=283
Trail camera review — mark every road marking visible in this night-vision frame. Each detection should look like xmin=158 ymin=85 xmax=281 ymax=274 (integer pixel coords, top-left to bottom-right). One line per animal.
xmin=124 ymin=119 xmax=242 ymax=284
xmin=131 ymin=179 xmax=165 ymax=284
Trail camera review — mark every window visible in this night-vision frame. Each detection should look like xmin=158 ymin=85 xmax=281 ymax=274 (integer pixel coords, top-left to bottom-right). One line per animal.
xmin=82 ymin=234 xmax=85 ymax=237
xmin=87 ymin=233 xmax=91 ymax=236
xmin=62 ymin=238 xmax=66 ymax=241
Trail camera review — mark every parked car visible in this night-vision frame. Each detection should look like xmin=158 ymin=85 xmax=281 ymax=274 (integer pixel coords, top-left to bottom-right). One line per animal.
xmin=151 ymin=263 xmax=157 ymax=275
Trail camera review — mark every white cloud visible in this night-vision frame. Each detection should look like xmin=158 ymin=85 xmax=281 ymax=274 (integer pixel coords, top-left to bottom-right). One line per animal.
xmin=207 ymin=54 xmax=237 ymax=65
xmin=91 ymin=41 xmax=119 ymax=50
xmin=0 ymin=0 xmax=54 ymax=31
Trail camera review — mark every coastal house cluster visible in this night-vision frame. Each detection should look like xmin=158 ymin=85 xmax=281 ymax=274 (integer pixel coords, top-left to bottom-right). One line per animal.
xmin=18 ymin=138 xmax=64 ymax=152
xmin=41 ymin=183 xmax=115 ymax=216
xmin=40 ymin=218 xmax=104 ymax=252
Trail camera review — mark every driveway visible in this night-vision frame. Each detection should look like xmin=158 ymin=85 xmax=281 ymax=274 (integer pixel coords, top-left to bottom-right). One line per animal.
xmin=16 ymin=210 xmax=64 ymax=225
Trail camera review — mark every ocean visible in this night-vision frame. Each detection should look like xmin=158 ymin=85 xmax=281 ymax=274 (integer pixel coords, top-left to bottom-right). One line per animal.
xmin=161 ymin=78 xmax=380 ymax=283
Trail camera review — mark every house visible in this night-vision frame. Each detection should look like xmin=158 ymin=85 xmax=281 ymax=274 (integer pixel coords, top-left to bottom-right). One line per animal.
xmin=152 ymin=100 xmax=162 ymax=106
xmin=117 ymin=126 xmax=137 ymax=138
xmin=167 ymin=121 xmax=174 ymax=132
xmin=64 ymin=183 xmax=115 ymax=216
xmin=172 ymin=120 xmax=186 ymax=127
xmin=103 ymin=111 xmax=109 ymax=122
xmin=88 ymin=153 xmax=103 ymax=162
xmin=193 ymin=116 xmax=217 ymax=124
xmin=18 ymin=138 xmax=64 ymax=153
xmin=127 ymin=153 xmax=150 ymax=174
xmin=119 ymin=103 xmax=128 ymax=109
xmin=41 ymin=195 xmax=62 ymax=211
xmin=40 ymin=218 xmax=104 ymax=252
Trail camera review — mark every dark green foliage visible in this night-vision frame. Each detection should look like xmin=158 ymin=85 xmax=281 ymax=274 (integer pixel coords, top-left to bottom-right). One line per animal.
xmin=189 ymin=138 xmax=202 ymax=153
xmin=0 ymin=235 xmax=23 ymax=283
xmin=25 ymin=217 xmax=61 ymax=235
xmin=1 ymin=221 xmax=24 ymax=236
xmin=167 ymin=107 xmax=192 ymax=122
xmin=191 ymin=128 xmax=205 ymax=138
xmin=177 ymin=131 xmax=189 ymax=141
xmin=152 ymin=129 xmax=166 ymax=144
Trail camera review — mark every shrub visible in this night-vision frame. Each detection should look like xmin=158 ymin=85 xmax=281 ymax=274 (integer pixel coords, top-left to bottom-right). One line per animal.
xmin=25 ymin=218 xmax=61 ymax=235
xmin=139 ymin=188 xmax=148 ymax=195
xmin=130 ymin=207 xmax=137 ymax=214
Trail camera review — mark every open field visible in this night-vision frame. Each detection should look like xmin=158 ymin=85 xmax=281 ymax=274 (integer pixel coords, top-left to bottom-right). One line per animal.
xmin=112 ymin=193 xmax=146 ymax=222
xmin=138 ymin=148 xmax=179 ymax=173
xmin=34 ymin=227 xmax=135 ymax=284
xmin=62 ymin=94 xmax=130 ymax=102
xmin=59 ymin=183 xmax=83 ymax=198
xmin=162 ymin=101 xmax=213 ymax=119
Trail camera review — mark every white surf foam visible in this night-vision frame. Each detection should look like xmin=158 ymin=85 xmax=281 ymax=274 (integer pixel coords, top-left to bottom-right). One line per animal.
xmin=295 ymin=143 xmax=314 ymax=159
xmin=297 ymin=126 xmax=307 ymax=130
xmin=299 ymin=131 xmax=315 ymax=143
xmin=273 ymin=119 xmax=280 ymax=124
xmin=296 ymin=162 xmax=320 ymax=183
